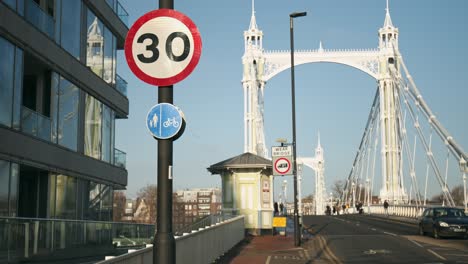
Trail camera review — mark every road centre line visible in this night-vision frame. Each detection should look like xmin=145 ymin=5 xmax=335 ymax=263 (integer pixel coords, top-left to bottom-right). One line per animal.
xmin=318 ymin=235 xmax=342 ymax=264
xmin=427 ymin=249 xmax=447 ymax=261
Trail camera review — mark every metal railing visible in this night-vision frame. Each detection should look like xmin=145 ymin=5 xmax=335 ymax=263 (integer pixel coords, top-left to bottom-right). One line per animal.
xmin=24 ymin=0 xmax=55 ymax=39
xmin=362 ymin=204 xmax=468 ymax=218
xmin=0 ymin=217 xmax=154 ymax=263
xmin=98 ymin=215 xmax=245 ymax=264
xmin=174 ymin=214 xmax=235 ymax=236
xmin=115 ymin=74 xmax=128 ymax=96
xmin=114 ymin=148 xmax=126 ymax=168
xmin=21 ymin=106 xmax=51 ymax=141
xmin=105 ymin=0 xmax=128 ymax=27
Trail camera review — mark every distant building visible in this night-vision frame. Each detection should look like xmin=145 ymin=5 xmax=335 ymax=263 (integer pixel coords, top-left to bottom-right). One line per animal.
xmin=173 ymin=188 xmax=222 ymax=230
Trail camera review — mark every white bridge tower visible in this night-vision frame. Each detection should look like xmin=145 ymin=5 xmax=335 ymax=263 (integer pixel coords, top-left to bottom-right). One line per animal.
xmin=241 ymin=1 xmax=408 ymax=203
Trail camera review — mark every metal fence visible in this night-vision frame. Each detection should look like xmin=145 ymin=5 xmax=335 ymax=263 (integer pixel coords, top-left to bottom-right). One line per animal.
xmin=98 ymin=215 xmax=245 ymax=264
xmin=0 ymin=217 xmax=154 ymax=263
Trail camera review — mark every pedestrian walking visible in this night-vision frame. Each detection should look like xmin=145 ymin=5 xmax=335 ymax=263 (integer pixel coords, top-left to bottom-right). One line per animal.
xmin=383 ymin=200 xmax=389 ymax=217
xmin=274 ymin=202 xmax=279 ymax=216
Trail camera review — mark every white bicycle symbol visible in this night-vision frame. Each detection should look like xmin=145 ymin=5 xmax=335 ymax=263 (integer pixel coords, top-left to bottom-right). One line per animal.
xmin=163 ymin=117 xmax=180 ymax=128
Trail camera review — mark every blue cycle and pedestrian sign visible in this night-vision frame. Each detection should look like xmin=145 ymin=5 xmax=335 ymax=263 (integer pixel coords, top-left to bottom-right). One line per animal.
xmin=146 ymin=103 xmax=185 ymax=140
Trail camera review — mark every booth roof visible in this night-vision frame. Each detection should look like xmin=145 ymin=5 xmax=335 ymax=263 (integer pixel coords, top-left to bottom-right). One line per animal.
xmin=207 ymin=152 xmax=272 ymax=175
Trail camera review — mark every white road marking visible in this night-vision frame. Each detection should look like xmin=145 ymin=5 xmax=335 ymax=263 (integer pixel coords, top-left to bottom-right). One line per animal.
xmin=408 ymin=239 xmax=423 ymax=248
xmin=383 ymin=231 xmax=397 ymax=236
xmin=371 ymin=228 xmax=377 ymax=231
xmin=265 ymin=255 xmax=271 ymax=264
xmin=427 ymin=249 xmax=447 ymax=261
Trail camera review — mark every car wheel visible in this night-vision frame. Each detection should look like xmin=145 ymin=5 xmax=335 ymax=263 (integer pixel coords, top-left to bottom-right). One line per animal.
xmin=433 ymin=227 xmax=439 ymax=239
xmin=419 ymin=225 xmax=425 ymax=236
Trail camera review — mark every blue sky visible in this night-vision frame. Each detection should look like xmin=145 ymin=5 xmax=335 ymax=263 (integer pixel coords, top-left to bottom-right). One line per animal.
xmin=116 ymin=0 xmax=467 ymax=201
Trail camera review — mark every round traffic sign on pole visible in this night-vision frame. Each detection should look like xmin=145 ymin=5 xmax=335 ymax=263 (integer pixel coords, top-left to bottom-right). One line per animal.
xmin=146 ymin=103 xmax=185 ymax=140
xmin=125 ymin=9 xmax=202 ymax=86
xmin=274 ymin=157 xmax=292 ymax=175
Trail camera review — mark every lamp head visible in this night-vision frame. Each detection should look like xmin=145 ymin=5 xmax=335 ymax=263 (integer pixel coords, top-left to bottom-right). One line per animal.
xmin=290 ymin=12 xmax=307 ymax=18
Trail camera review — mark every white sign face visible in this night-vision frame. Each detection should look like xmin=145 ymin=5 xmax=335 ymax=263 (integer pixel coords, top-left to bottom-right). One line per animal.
xmin=273 ymin=157 xmax=292 ymax=176
xmin=125 ymin=9 xmax=202 ymax=86
xmin=271 ymin=146 xmax=292 ymax=157
xmin=132 ymin=17 xmax=194 ymax=79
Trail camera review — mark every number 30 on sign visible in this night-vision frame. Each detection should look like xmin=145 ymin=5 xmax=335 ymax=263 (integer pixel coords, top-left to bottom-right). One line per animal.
xmin=125 ymin=9 xmax=202 ymax=86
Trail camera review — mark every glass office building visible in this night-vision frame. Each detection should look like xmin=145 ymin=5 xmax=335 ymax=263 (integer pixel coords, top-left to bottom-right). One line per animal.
xmin=0 ymin=1 xmax=150 ymax=263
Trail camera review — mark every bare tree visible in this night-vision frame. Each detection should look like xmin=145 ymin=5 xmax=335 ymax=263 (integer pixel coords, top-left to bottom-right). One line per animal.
xmin=430 ymin=184 xmax=465 ymax=206
xmin=331 ymin=180 xmax=345 ymax=198
xmin=451 ymin=185 xmax=465 ymax=206
xmin=136 ymin=184 xmax=157 ymax=224
xmin=113 ymin=191 xmax=127 ymax=222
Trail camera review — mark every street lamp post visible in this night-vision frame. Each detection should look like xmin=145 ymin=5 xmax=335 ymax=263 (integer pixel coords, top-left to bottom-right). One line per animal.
xmin=289 ymin=11 xmax=306 ymax=247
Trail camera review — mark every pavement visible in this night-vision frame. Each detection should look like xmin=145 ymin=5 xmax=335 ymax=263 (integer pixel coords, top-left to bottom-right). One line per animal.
xmin=216 ymin=214 xmax=423 ymax=264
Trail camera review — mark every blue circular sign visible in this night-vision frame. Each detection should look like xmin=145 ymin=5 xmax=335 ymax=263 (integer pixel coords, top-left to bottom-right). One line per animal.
xmin=146 ymin=103 xmax=184 ymax=140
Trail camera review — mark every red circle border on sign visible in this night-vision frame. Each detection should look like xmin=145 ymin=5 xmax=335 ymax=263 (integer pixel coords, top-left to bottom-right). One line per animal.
xmin=274 ymin=158 xmax=291 ymax=175
xmin=124 ymin=9 xmax=202 ymax=87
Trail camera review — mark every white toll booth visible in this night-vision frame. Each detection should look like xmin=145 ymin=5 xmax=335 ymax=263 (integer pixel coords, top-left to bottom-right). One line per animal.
xmin=208 ymin=152 xmax=273 ymax=235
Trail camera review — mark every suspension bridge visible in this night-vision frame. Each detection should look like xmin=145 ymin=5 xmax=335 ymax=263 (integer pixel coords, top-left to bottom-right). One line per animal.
xmin=241 ymin=0 xmax=467 ymax=215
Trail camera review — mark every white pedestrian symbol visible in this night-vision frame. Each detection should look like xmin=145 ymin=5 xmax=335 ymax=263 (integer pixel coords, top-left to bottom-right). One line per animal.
xmin=149 ymin=113 xmax=158 ymax=128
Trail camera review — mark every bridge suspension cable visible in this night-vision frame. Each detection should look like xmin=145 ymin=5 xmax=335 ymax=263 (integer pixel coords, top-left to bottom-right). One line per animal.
xmin=388 ymin=57 xmax=463 ymax=207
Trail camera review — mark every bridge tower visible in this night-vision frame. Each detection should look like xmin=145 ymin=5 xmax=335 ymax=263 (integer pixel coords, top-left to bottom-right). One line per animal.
xmin=242 ymin=0 xmax=267 ymax=157
xmin=241 ymin=1 xmax=410 ymax=203
xmin=377 ymin=1 xmax=407 ymax=203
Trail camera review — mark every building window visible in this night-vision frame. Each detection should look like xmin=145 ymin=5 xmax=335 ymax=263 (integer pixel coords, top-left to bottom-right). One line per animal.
xmin=84 ymin=94 xmax=115 ymax=162
xmin=54 ymin=174 xmax=77 ymax=219
xmin=85 ymin=94 xmax=102 ymax=159
xmin=58 ymin=0 xmax=82 ymax=59
xmin=86 ymin=9 xmax=117 ymax=85
xmin=57 ymin=77 xmax=80 ymax=150
xmin=0 ymin=37 xmax=15 ymax=127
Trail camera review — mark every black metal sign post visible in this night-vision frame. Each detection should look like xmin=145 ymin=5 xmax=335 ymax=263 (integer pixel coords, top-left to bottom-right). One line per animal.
xmin=154 ymin=2 xmax=175 ymax=264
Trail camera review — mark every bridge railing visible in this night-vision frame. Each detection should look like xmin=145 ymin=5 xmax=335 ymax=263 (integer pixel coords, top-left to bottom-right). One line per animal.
xmin=365 ymin=204 xmax=426 ymax=218
xmin=98 ymin=215 xmax=245 ymax=264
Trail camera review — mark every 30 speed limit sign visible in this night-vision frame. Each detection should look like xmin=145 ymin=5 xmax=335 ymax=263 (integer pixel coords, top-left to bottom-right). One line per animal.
xmin=125 ymin=9 xmax=202 ymax=86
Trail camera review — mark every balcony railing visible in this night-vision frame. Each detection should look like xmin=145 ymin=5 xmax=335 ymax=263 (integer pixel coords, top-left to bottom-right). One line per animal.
xmin=0 ymin=217 xmax=154 ymax=263
xmin=115 ymin=74 xmax=127 ymax=96
xmin=21 ymin=106 xmax=51 ymax=142
xmin=105 ymin=0 xmax=128 ymax=27
xmin=24 ymin=0 xmax=55 ymax=39
xmin=114 ymin=148 xmax=126 ymax=168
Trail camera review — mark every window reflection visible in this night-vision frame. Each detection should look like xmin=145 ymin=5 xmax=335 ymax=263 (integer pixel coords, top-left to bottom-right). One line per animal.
xmin=0 ymin=160 xmax=10 ymax=216
xmin=86 ymin=9 xmax=117 ymax=85
xmin=55 ymin=174 xmax=77 ymax=219
xmin=0 ymin=37 xmax=15 ymax=127
xmin=85 ymin=94 xmax=102 ymax=159
xmin=87 ymin=12 xmax=104 ymax=78
xmin=60 ymin=0 xmax=81 ymax=58
xmin=102 ymin=105 xmax=111 ymax=162
xmin=58 ymin=77 xmax=79 ymax=150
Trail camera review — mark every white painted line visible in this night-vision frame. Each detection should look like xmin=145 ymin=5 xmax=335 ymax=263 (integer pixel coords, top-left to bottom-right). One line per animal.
xmin=383 ymin=231 xmax=397 ymax=236
xmin=371 ymin=228 xmax=377 ymax=231
xmin=265 ymin=255 xmax=271 ymax=264
xmin=427 ymin=249 xmax=447 ymax=261
xmin=408 ymin=239 xmax=423 ymax=248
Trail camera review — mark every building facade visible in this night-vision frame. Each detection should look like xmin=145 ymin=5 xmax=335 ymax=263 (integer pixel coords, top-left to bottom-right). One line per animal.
xmin=173 ymin=188 xmax=222 ymax=230
xmin=0 ymin=0 xmax=131 ymax=262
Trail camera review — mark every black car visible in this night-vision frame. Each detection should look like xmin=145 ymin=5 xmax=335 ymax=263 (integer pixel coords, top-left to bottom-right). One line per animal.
xmin=418 ymin=207 xmax=468 ymax=239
